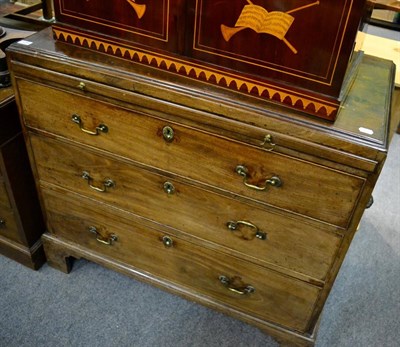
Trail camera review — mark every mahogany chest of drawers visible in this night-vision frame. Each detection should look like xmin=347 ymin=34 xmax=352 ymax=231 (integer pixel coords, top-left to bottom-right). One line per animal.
xmin=8 ymin=28 xmax=394 ymax=346
xmin=0 ymin=86 xmax=45 ymax=269
xmin=52 ymin=0 xmax=370 ymax=120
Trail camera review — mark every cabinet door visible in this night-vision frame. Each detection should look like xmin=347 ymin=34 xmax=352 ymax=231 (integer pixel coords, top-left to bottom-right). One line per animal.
xmin=189 ymin=0 xmax=366 ymax=98
xmin=53 ymin=0 xmax=186 ymax=53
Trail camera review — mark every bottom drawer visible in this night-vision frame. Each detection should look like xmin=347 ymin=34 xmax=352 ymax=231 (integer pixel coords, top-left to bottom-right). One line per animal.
xmin=42 ymin=187 xmax=320 ymax=332
xmin=0 ymin=205 xmax=21 ymax=243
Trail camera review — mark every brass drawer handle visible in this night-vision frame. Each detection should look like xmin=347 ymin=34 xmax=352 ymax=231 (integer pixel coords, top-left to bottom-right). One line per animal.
xmin=219 ymin=275 xmax=255 ymax=295
xmin=235 ymin=165 xmax=282 ymax=191
xmin=82 ymin=171 xmax=115 ymax=192
xmin=89 ymin=226 xmax=118 ymax=245
xmin=162 ymin=235 xmax=174 ymax=248
xmin=0 ymin=218 xmax=5 ymax=228
xmin=71 ymin=114 xmax=108 ymax=136
xmin=226 ymin=220 xmax=267 ymax=241
xmin=260 ymin=134 xmax=275 ymax=151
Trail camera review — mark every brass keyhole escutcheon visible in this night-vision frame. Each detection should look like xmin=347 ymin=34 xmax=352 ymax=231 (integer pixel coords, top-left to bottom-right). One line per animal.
xmin=162 ymin=126 xmax=174 ymax=142
xmin=0 ymin=218 xmax=5 ymax=228
xmin=163 ymin=181 xmax=175 ymax=195
xmin=162 ymin=235 xmax=174 ymax=248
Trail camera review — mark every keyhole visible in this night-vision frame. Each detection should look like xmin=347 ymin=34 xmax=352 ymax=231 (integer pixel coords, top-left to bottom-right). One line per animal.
xmin=163 ymin=181 xmax=175 ymax=195
xmin=162 ymin=126 xmax=174 ymax=142
xmin=162 ymin=235 xmax=174 ymax=248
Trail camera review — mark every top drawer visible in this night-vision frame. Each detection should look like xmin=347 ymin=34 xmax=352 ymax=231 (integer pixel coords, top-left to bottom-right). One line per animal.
xmin=17 ymin=79 xmax=365 ymax=228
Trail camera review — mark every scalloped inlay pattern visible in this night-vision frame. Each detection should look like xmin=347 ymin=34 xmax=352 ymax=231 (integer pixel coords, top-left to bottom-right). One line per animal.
xmin=53 ymin=28 xmax=338 ymax=118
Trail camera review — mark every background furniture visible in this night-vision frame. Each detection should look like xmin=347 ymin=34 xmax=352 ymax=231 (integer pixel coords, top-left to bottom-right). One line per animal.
xmin=361 ymin=32 xmax=400 ymax=133
xmin=0 ymin=0 xmax=54 ymax=268
xmin=0 ymin=0 xmax=52 ymax=23
xmin=369 ymin=0 xmax=400 ymax=30
xmin=0 ymin=86 xmax=45 ymax=269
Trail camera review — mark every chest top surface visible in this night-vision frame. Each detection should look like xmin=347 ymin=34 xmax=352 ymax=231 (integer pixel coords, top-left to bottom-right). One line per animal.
xmin=7 ymin=28 xmax=394 ymax=155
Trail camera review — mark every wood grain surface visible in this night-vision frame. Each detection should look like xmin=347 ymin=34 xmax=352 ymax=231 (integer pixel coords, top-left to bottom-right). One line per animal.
xmin=42 ymin=186 xmax=321 ymax=333
xmin=19 ymin=78 xmax=365 ymax=228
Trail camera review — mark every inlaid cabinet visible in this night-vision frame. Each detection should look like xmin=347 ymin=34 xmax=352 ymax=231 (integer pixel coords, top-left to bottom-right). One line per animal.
xmin=8 ymin=28 xmax=394 ymax=345
xmin=52 ymin=0 xmax=369 ymax=120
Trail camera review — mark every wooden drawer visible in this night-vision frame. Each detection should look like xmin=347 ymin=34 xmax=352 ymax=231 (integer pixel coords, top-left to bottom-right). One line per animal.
xmin=19 ymin=79 xmax=365 ymax=227
xmin=0 ymin=181 xmax=11 ymax=208
xmin=0 ymin=205 xmax=21 ymax=243
xmin=42 ymin=186 xmax=320 ymax=332
xmin=31 ymin=134 xmax=341 ymax=282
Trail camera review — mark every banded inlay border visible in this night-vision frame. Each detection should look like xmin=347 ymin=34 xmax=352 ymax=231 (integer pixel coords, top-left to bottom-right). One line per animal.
xmin=53 ymin=28 xmax=338 ymax=118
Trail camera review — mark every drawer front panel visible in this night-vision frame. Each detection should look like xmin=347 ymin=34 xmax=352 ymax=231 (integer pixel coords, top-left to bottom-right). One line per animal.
xmin=19 ymin=79 xmax=364 ymax=227
xmin=0 ymin=181 xmax=11 ymax=208
xmin=31 ymin=134 xmax=341 ymax=281
xmin=42 ymin=187 xmax=320 ymax=332
xmin=0 ymin=205 xmax=21 ymax=243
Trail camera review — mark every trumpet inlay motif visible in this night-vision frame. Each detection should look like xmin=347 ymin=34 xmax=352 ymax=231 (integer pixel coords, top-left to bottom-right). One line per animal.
xmin=126 ymin=0 xmax=146 ymax=19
